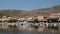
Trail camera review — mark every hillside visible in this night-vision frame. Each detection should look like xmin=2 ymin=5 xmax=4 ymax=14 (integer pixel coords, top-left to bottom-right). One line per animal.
xmin=31 ymin=5 xmax=60 ymax=14
xmin=0 ymin=5 xmax=60 ymax=17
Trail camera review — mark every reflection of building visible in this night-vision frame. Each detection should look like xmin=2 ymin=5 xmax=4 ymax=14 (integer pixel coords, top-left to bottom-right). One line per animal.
xmin=0 ymin=22 xmax=8 ymax=29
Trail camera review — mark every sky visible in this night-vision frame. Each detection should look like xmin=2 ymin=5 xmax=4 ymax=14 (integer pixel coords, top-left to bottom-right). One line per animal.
xmin=0 ymin=0 xmax=60 ymax=10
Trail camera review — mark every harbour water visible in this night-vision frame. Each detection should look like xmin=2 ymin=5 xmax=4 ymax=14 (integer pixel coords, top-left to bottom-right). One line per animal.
xmin=0 ymin=26 xmax=60 ymax=34
xmin=0 ymin=22 xmax=60 ymax=34
xmin=0 ymin=30 xmax=60 ymax=34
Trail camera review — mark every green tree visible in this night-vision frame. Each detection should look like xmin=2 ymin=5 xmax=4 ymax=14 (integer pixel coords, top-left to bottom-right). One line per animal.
xmin=47 ymin=18 xmax=59 ymax=23
xmin=34 ymin=19 xmax=39 ymax=23
xmin=0 ymin=15 xmax=2 ymax=18
xmin=0 ymin=20 xmax=2 ymax=22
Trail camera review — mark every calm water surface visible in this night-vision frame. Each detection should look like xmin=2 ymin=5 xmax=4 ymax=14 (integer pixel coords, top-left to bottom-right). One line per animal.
xmin=0 ymin=22 xmax=60 ymax=34
xmin=0 ymin=28 xmax=60 ymax=34
xmin=0 ymin=30 xmax=60 ymax=34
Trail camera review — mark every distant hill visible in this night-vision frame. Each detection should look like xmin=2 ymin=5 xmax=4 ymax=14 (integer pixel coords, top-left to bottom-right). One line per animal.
xmin=31 ymin=5 xmax=60 ymax=14
xmin=0 ymin=5 xmax=60 ymax=17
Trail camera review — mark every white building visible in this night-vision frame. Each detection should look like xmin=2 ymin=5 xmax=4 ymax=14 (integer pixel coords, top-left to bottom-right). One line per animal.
xmin=38 ymin=16 xmax=44 ymax=20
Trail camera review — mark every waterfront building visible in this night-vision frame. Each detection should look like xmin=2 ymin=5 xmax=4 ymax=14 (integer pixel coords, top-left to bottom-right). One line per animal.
xmin=37 ymin=16 xmax=44 ymax=20
xmin=28 ymin=17 xmax=33 ymax=20
xmin=18 ymin=18 xmax=25 ymax=21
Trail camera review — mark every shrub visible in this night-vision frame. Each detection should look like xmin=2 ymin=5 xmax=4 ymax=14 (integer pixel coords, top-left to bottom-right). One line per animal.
xmin=34 ymin=19 xmax=39 ymax=23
